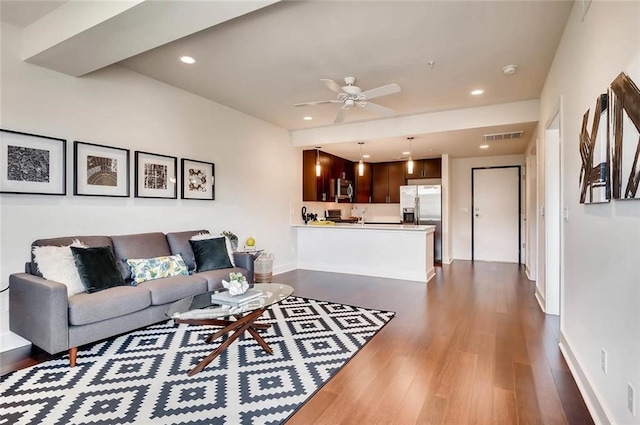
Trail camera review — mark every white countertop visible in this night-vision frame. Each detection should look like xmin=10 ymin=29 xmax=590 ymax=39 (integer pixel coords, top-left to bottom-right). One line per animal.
xmin=293 ymin=223 xmax=435 ymax=232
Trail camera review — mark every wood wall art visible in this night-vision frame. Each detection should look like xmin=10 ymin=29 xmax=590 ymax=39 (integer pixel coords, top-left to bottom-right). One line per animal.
xmin=579 ymin=71 xmax=640 ymax=203
xmin=0 ymin=129 xmax=66 ymax=195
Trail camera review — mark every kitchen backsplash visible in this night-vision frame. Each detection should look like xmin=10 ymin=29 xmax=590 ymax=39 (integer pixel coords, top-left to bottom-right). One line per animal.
xmin=291 ymin=201 xmax=401 ymax=224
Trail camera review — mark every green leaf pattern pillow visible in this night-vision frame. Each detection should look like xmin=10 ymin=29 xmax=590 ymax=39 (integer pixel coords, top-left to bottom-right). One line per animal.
xmin=126 ymin=255 xmax=189 ymax=285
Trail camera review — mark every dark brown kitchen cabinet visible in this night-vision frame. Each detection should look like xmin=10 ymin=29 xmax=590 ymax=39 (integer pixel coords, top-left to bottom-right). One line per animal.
xmin=353 ymin=162 xmax=372 ymax=203
xmin=372 ymin=161 xmax=404 ymax=203
xmin=404 ymin=158 xmax=442 ymax=179
xmin=302 ymin=150 xmax=333 ymax=201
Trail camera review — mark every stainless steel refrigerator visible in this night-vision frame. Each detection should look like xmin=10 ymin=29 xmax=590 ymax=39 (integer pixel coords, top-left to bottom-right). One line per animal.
xmin=400 ymin=185 xmax=442 ymax=263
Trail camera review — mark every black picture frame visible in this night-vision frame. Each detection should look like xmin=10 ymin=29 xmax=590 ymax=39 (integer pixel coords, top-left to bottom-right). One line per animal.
xmin=181 ymin=158 xmax=215 ymax=200
xmin=74 ymin=141 xmax=130 ymax=197
xmin=0 ymin=128 xmax=66 ymax=195
xmin=134 ymin=151 xmax=177 ymax=199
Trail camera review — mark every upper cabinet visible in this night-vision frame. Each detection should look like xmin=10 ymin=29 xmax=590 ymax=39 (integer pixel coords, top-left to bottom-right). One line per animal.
xmin=303 ymin=150 xmax=441 ymax=203
xmin=372 ymin=161 xmax=404 ymax=203
xmin=353 ymin=162 xmax=372 ymax=203
xmin=302 ymin=150 xmax=355 ymax=202
xmin=404 ymin=158 xmax=442 ymax=179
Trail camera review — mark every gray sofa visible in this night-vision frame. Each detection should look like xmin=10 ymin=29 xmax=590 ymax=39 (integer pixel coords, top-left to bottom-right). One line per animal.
xmin=9 ymin=230 xmax=254 ymax=366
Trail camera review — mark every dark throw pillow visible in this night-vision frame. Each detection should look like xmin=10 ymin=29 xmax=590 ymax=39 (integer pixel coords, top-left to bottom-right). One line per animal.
xmin=71 ymin=246 xmax=127 ymax=293
xmin=190 ymin=237 xmax=233 ymax=272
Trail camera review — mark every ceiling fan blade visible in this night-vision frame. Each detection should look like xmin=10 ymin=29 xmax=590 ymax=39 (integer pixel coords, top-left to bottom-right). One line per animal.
xmin=294 ymin=100 xmax=338 ymax=107
xmin=321 ymin=79 xmax=345 ymax=94
xmin=363 ymin=102 xmax=395 ymax=116
xmin=334 ymin=107 xmax=348 ymax=123
xmin=361 ymin=83 xmax=401 ymax=100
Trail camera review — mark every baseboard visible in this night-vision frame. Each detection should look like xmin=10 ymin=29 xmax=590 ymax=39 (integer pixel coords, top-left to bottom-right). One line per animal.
xmin=273 ymin=262 xmax=296 ymax=276
xmin=525 ymin=266 xmax=536 ymax=281
xmin=559 ymin=332 xmax=612 ymax=425
xmin=535 ymin=288 xmax=546 ymax=313
xmin=0 ymin=331 xmax=30 ymax=353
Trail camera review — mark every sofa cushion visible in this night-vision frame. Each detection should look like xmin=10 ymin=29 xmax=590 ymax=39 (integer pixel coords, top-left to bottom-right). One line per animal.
xmin=166 ymin=230 xmax=207 ymax=271
xmin=190 ymin=237 xmax=233 ymax=272
xmin=126 ymin=255 xmax=189 ymax=284
xmin=138 ymin=274 xmax=208 ymax=305
xmin=71 ymin=246 xmax=127 ymax=293
xmin=111 ymin=232 xmax=172 ymax=281
xmin=30 ymin=235 xmax=113 ymax=278
xmin=197 ymin=267 xmax=250 ymax=291
xmin=68 ymin=286 xmax=152 ymax=326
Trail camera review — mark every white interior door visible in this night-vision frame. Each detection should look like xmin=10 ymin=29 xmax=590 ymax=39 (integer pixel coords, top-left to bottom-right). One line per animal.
xmin=472 ymin=167 xmax=520 ymax=263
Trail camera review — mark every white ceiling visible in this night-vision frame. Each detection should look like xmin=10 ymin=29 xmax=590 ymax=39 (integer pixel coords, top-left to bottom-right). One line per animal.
xmin=1 ymin=1 xmax=575 ymax=162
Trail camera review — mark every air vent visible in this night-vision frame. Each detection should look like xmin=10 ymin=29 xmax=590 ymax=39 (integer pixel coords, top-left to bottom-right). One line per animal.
xmin=483 ymin=131 xmax=524 ymax=142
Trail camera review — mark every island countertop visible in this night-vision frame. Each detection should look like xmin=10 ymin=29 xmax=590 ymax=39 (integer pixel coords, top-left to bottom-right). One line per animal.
xmin=292 ymin=223 xmax=435 ymax=232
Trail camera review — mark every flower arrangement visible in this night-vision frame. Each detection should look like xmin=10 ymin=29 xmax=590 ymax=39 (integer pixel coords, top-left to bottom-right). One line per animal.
xmin=222 ymin=272 xmax=249 ymax=296
xmin=221 ymin=230 xmax=238 ymax=242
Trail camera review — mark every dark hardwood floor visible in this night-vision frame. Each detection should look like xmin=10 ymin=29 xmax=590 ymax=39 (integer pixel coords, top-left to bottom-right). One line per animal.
xmin=1 ymin=261 xmax=593 ymax=425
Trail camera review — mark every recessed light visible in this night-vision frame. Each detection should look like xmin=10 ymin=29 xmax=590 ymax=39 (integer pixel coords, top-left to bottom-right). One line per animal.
xmin=480 ymin=144 xmax=489 ymax=149
xmin=363 ymin=154 xmax=370 ymax=158
xmin=402 ymin=151 xmax=411 ymax=155
xmin=471 ymin=89 xmax=484 ymax=96
xmin=180 ymin=56 xmax=196 ymax=64
xmin=303 ymin=116 xmax=313 ymax=121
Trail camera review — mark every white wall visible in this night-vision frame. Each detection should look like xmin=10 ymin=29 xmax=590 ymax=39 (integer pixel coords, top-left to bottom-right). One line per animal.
xmin=451 ymin=154 xmax=525 ymax=261
xmin=0 ymin=24 xmax=300 ymax=350
xmin=538 ymin=2 xmax=640 ymax=423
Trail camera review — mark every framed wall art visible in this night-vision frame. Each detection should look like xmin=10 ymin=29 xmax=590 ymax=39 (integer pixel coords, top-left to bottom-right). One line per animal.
xmin=0 ymin=129 xmax=66 ymax=195
xmin=74 ymin=141 xmax=130 ymax=197
xmin=135 ymin=151 xmax=177 ymax=199
xmin=181 ymin=158 xmax=215 ymax=200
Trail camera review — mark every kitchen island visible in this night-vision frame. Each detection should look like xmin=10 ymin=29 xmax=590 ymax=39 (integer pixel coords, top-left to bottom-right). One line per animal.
xmin=294 ymin=223 xmax=435 ymax=282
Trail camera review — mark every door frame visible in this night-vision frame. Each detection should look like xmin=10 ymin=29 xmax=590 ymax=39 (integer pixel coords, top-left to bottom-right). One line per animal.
xmin=471 ymin=165 xmax=522 ymax=264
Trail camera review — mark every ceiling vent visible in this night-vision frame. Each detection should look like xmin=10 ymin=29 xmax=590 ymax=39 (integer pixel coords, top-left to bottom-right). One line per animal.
xmin=483 ymin=131 xmax=524 ymax=142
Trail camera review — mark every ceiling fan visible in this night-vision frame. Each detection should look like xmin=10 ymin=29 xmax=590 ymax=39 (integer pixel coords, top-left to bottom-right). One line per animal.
xmin=294 ymin=76 xmax=401 ymax=123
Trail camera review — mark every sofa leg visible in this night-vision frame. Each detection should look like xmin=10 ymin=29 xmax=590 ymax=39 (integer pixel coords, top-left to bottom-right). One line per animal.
xmin=69 ymin=347 xmax=78 ymax=367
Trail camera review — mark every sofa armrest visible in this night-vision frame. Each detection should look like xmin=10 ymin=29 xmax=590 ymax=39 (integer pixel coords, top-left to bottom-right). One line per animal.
xmin=9 ymin=273 xmax=69 ymax=355
xmin=232 ymin=252 xmax=255 ymax=284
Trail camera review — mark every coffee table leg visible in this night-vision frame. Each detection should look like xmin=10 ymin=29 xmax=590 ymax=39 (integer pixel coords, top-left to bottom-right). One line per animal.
xmin=188 ymin=308 xmax=266 ymax=376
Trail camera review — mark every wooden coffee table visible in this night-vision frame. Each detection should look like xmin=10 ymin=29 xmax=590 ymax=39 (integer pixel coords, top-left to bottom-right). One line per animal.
xmin=166 ymin=283 xmax=294 ymax=376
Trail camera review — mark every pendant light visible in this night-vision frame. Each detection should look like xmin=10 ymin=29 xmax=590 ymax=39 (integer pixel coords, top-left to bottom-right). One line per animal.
xmin=315 ymin=146 xmax=321 ymax=177
xmin=407 ymin=137 xmax=415 ymax=174
xmin=358 ymin=142 xmax=365 ymax=177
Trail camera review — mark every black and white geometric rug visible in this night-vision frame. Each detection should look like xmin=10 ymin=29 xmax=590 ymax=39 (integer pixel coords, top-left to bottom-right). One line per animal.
xmin=1 ymin=296 xmax=394 ymax=425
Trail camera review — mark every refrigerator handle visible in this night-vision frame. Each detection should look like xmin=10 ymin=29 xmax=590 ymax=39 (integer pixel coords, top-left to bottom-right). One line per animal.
xmin=415 ymin=197 xmax=420 ymax=225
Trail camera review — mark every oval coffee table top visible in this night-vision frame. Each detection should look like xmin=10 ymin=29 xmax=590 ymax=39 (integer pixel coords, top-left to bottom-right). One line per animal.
xmin=167 ymin=283 xmax=294 ymax=320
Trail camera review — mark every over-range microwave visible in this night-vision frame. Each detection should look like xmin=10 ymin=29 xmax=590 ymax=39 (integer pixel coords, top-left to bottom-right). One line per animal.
xmin=330 ymin=178 xmax=353 ymax=202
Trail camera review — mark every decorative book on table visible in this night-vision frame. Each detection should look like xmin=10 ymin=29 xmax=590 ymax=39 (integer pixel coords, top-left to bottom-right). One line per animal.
xmin=210 ymin=288 xmax=262 ymax=306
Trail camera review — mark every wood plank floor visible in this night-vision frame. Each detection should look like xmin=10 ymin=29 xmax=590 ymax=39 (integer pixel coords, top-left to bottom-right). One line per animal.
xmin=0 ymin=261 xmax=593 ymax=424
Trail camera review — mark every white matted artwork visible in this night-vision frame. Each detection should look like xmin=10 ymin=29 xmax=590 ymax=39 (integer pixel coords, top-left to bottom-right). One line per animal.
xmin=135 ymin=151 xmax=177 ymax=199
xmin=181 ymin=158 xmax=215 ymax=200
xmin=74 ymin=141 xmax=130 ymax=197
xmin=0 ymin=129 xmax=66 ymax=195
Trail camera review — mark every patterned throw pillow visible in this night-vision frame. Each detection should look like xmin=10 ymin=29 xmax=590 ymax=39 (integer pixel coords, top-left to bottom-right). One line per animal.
xmin=126 ymin=255 xmax=189 ymax=285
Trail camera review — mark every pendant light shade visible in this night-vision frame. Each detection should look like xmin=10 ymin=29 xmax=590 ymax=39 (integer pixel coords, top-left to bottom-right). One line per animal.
xmin=406 ymin=137 xmax=414 ymax=174
xmin=358 ymin=142 xmax=365 ymax=177
xmin=315 ymin=147 xmax=321 ymax=177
